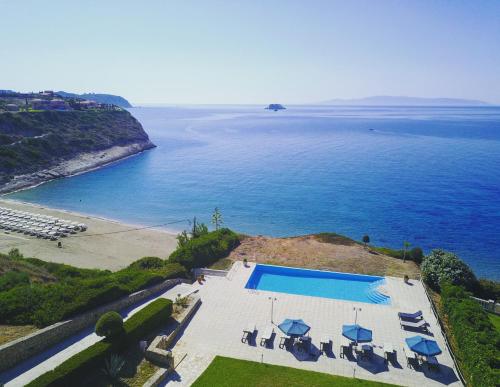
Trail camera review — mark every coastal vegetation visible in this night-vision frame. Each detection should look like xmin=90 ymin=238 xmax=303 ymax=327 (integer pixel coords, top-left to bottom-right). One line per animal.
xmin=169 ymin=227 xmax=240 ymax=270
xmin=0 ymin=109 xmax=153 ymax=187
xmin=421 ymin=249 xmax=478 ymax=291
xmin=0 ymin=249 xmax=185 ymax=327
xmin=26 ymin=298 xmax=173 ymax=387
xmin=440 ymin=283 xmax=499 ymax=386
xmin=192 ymin=356 xmax=394 ymax=386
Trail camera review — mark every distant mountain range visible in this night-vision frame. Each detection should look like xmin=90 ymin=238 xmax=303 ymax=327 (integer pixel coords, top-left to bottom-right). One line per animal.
xmin=56 ymin=91 xmax=132 ymax=108
xmin=319 ymin=96 xmax=490 ymax=106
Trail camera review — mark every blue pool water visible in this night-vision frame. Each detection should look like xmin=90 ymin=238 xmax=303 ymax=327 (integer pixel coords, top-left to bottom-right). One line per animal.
xmin=245 ymin=264 xmax=391 ymax=304
xmin=6 ymin=105 xmax=500 ymax=280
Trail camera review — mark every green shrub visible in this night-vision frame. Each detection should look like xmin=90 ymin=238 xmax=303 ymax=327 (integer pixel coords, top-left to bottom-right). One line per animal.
xmin=0 ymin=271 xmax=30 ymax=291
xmin=127 ymin=256 xmax=165 ymax=270
xmin=95 ymin=312 xmax=124 ymax=339
xmin=26 ymin=298 xmax=172 ymax=387
xmin=421 ymin=249 xmax=478 ymax=291
xmin=440 ymin=283 xmax=500 ymax=386
xmin=0 ymin=257 xmax=185 ymax=327
xmin=409 ymin=247 xmax=423 ymax=264
xmin=476 ymin=279 xmax=500 ymax=302
xmin=169 ymin=228 xmax=240 ymax=270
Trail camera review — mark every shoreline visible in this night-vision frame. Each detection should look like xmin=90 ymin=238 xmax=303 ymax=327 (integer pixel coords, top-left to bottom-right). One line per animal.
xmin=0 ymin=198 xmax=179 ymax=271
xmin=0 ymin=140 xmax=155 ymax=195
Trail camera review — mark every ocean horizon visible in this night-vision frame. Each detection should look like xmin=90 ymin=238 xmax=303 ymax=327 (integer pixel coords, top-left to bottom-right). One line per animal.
xmin=5 ymin=105 xmax=500 ymax=280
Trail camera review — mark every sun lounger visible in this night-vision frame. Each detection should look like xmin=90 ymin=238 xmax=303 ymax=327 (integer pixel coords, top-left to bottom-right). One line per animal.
xmin=400 ymin=319 xmax=429 ymax=332
xmin=260 ymin=326 xmax=274 ymax=346
xmin=241 ymin=323 xmax=256 ymax=343
xmin=398 ymin=310 xmax=423 ymax=320
xmin=383 ymin=342 xmax=396 ymax=363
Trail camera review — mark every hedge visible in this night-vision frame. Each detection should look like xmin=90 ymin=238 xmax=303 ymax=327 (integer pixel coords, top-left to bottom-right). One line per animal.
xmin=26 ymin=298 xmax=173 ymax=387
xmin=169 ymin=228 xmax=240 ymax=270
xmin=440 ymin=283 xmax=500 ymax=386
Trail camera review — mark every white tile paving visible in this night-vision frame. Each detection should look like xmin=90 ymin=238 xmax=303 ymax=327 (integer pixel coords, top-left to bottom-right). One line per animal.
xmin=168 ymin=262 xmax=462 ymax=387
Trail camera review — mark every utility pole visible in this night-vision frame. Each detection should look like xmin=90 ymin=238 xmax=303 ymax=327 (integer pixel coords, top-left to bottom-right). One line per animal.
xmin=268 ymin=296 xmax=277 ymax=324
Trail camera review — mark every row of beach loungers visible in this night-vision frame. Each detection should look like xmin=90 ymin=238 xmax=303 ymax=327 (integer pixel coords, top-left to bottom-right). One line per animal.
xmin=0 ymin=206 xmax=87 ymax=241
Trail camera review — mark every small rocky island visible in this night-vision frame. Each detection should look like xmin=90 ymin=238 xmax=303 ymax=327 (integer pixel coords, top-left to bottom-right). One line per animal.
xmin=0 ymin=90 xmax=154 ymax=193
xmin=265 ymin=104 xmax=286 ymax=111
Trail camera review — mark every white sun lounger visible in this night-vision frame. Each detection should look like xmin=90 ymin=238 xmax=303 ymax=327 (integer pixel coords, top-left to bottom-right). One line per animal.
xmin=400 ymin=319 xmax=429 ymax=332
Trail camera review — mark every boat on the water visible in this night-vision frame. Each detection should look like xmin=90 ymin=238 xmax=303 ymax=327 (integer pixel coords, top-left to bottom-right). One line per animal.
xmin=266 ymin=104 xmax=286 ymax=111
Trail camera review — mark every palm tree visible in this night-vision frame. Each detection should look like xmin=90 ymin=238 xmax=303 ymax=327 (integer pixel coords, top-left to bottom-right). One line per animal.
xmin=212 ymin=207 xmax=223 ymax=230
xmin=403 ymin=241 xmax=411 ymax=263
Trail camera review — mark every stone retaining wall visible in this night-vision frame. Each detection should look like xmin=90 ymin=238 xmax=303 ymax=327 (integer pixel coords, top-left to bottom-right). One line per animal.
xmin=0 ymin=278 xmax=185 ymax=372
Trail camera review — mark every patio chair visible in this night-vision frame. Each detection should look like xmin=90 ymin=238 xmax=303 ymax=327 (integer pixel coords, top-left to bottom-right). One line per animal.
xmin=279 ymin=334 xmax=293 ymax=349
xmin=260 ymin=326 xmax=274 ymax=346
xmin=340 ymin=338 xmax=352 ymax=358
xmin=241 ymin=323 xmax=256 ymax=343
xmin=297 ymin=335 xmax=312 ymax=353
xmin=403 ymin=347 xmax=419 ymax=369
xmin=400 ymin=319 xmax=429 ymax=332
xmin=319 ymin=336 xmax=332 ymax=354
xmin=398 ymin=310 xmax=423 ymax=321
xmin=424 ymin=355 xmax=440 ymax=372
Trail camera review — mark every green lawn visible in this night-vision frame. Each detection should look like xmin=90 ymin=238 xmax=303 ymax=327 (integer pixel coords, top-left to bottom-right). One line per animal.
xmin=488 ymin=312 xmax=500 ymax=332
xmin=192 ymin=356 xmax=395 ymax=387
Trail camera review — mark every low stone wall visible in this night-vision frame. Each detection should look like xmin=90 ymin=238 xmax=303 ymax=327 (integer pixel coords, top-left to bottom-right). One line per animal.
xmin=0 ymin=278 xmax=185 ymax=372
xmin=193 ymin=268 xmax=228 ymax=277
xmin=144 ymin=295 xmax=201 ymax=386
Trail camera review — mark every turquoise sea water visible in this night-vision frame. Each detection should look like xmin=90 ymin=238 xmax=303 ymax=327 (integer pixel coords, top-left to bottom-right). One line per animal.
xmin=6 ymin=106 xmax=500 ymax=280
xmin=245 ymin=264 xmax=390 ymax=304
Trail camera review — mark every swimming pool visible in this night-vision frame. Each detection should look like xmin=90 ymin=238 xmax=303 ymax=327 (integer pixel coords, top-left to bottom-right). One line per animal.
xmin=245 ymin=264 xmax=390 ymax=305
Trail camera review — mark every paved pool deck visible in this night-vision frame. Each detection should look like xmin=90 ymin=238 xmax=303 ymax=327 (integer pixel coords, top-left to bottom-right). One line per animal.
xmin=166 ymin=262 xmax=462 ymax=387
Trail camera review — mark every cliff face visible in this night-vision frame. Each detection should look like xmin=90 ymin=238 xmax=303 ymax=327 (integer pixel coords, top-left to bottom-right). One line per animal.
xmin=0 ymin=110 xmax=155 ymax=192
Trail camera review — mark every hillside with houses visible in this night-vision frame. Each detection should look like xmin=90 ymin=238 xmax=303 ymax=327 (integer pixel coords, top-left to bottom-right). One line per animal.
xmin=0 ymin=90 xmax=154 ymax=193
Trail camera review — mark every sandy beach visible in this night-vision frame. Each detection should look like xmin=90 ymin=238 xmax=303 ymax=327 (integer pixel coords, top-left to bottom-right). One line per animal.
xmin=0 ymin=199 xmax=178 ymax=271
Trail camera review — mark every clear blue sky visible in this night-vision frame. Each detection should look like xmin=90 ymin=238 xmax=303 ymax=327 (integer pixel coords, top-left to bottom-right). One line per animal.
xmin=2 ymin=0 xmax=499 ymax=104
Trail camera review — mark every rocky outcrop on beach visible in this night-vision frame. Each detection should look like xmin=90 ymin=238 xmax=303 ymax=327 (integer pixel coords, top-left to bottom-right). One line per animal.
xmin=0 ymin=109 xmax=155 ymax=193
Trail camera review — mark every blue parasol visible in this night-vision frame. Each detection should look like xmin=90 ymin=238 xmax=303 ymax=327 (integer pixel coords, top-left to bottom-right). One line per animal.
xmin=406 ymin=336 xmax=442 ymax=356
xmin=342 ymin=324 xmax=373 ymax=343
xmin=278 ymin=319 xmax=310 ymax=336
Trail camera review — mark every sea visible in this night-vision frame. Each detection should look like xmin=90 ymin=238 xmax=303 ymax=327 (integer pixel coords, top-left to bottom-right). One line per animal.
xmin=5 ymin=105 xmax=500 ymax=280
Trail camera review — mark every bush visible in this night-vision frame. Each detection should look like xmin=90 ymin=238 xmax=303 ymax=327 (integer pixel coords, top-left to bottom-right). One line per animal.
xmin=421 ymin=249 xmax=478 ymax=291
xmin=26 ymin=298 xmax=173 ymax=387
xmin=440 ymin=283 xmax=500 ymax=386
xmin=476 ymin=279 xmax=500 ymax=302
xmin=127 ymin=256 xmax=165 ymax=270
xmin=408 ymin=247 xmax=423 ymax=264
xmin=95 ymin=312 xmax=123 ymax=339
xmin=169 ymin=228 xmax=240 ymax=270
xmin=0 ymin=271 xmax=30 ymax=291
xmin=0 ymin=256 xmax=186 ymax=327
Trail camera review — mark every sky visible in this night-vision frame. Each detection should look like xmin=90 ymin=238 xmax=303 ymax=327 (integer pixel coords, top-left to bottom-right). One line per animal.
xmin=1 ymin=0 xmax=500 ymax=104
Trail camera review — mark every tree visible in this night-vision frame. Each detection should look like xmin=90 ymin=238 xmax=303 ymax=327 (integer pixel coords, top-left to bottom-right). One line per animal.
xmin=95 ymin=311 xmax=123 ymax=339
xmin=421 ymin=249 xmax=478 ymax=291
xmin=211 ymin=207 xmax=223 ymax=230
xmin=402 ymin=241 xmax=411 ymax=263
xmin=362 ymin=235 xmax=370 ymax=248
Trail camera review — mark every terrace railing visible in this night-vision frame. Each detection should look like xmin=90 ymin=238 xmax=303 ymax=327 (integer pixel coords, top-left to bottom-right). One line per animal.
xmin=470 ymin=296 xmax=499 ymax=315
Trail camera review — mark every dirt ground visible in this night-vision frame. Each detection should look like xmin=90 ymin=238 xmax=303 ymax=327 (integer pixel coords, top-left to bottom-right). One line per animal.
xmin=228 ymin=235 xmax=420 ymax=278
